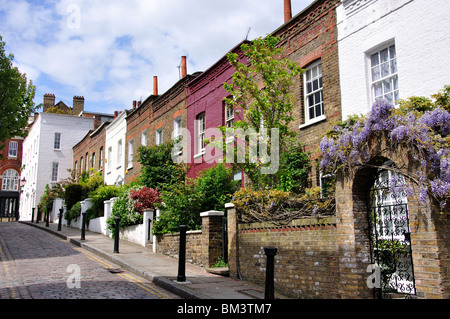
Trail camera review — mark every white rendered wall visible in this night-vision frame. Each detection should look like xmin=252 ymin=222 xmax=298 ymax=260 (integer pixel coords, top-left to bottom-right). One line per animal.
xmin=19 ymin=113 xmax=94 ymax=220
xmin=104 ymin=111 xmax=127 ymax=186
xmin=337 ymin=0 xmax=450 ymax=120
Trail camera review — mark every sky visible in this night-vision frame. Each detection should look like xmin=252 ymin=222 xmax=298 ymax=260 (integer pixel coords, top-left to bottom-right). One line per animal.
xmin=1 ymin=0 xmax=314 ymax=115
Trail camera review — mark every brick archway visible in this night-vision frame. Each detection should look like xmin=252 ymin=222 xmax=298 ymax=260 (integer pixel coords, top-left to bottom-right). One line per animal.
xmin=335 ymin=132 xmax=450 ymax=299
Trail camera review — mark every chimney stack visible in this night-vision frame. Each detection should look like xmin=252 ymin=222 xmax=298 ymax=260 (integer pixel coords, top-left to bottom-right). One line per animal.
xmin=284 ymin=0 xmax=292 ymax=23
xmin=73 ymin=96 xmax=85 ymax=115
xmin=153 ymin=76 xmax=158 ymax=95
xmin=181 ymin=56 xmax=187 ymax=78
xmin=133 ymin=100 xmax=137 ymax=109
xmin=43 ymin=93 xmax=55 ymax=112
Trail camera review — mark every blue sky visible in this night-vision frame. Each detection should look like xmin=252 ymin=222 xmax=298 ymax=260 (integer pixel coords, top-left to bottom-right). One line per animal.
xmin=1 ymin=0 xmax=313 ymax=115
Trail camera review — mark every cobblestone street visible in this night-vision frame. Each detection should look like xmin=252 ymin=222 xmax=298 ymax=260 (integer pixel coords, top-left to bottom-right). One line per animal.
xmin=0 ymin=222 xmax=180 ymax=299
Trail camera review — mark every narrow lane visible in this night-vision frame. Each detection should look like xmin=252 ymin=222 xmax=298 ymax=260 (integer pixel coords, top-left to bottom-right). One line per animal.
xmin=0 ymin=222 xmax=179 ymax=299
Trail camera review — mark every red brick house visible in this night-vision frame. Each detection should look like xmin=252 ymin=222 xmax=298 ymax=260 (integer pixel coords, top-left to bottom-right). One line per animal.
xmin=0 ymin=137 xmax=23 ymax=219
xmin=273 ymin=0 xmax=342 ymax=188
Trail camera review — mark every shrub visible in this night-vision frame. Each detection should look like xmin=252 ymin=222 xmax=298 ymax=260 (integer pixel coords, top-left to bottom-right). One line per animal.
xmin=139 ymin=141 xmax=186 ymax=192
xmin=64 ymin=201 xmax=81 ymax=223
xmin=153 ymin=164 xmax=238 ymax=235
xmin=107 ymin=184 xmax=143 ymax=233
xmin=129 ymin=187 xmax=161 ymax=213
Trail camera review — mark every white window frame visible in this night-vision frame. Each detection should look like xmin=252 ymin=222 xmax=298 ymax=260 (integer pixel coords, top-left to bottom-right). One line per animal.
xmin=225 ymin=103 xmax=234 ymax=128
xmin=99 ymin=146 xmax=104 ymax=169
xmin=156 ymin=129 xmax=163 ymax=146
xmin=107 ymin=147 xmax=112 ymax=171
xmin=173 ymin=117 xmax=182 ymax=140
xmin=8 ymin=141 xmax=18 ymax=158
xmin=1 ymin=169 xmax=19 ymax=191
xmin=141 ymin=130 xmax=147 ymax=147
xmin=128 ymin=139 xmax=134 ymax=169
xmin=197 ymin=113 xmax=206 ymax=155
xmin=54 ymin=132 xmax=61 ymax=150
xmin=117 ymin=139 xmax=122 ymax=167
xmin=303 ymin=60 xmax=325 ymax=124
xmin=51 ymin=162 xmax=59 ymax=182
xmin=369 ymin=43 xmax=399 ymax=105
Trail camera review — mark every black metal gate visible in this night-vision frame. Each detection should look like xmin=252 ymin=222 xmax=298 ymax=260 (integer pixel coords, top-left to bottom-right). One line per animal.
xmin=368 ymin=169 xmax=416 ymax=299
xmin=0 ymin=191 xmax=20 ymax=221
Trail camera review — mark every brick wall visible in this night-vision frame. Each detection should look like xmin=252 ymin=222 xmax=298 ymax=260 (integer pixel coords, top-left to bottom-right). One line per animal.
xmin=274 ymin=0 xmax=341 ymax=187
xmin=226 ymin=132 xmax=449 ymax=299
xmin=73 ymin=122 xmax=108 ymax=179
xmin=156 ymin=230 xmax=204 ymax=266
xmin=156 ymin=211 xmax=226 ymax=268
xmin=227 ymin=203 xmax=341 ymax=299
xmin=125 ymin=98 xmax=156 ymax=184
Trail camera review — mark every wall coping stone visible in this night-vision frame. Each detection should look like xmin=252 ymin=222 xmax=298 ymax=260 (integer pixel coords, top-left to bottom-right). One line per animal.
xmin=200 ymin=210 xmax=224 ymax=217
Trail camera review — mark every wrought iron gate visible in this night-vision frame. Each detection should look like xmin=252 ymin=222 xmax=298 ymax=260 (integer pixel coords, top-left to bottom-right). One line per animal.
xmin=368 ymin=169 xmax=416 ymax=298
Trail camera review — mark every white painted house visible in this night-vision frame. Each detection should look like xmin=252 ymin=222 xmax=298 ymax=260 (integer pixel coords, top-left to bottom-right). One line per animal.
xmin=19 ymin=112 xmax=94 ymax=221
xmin=104 ymin=110 xmax=129 ymax=186
xmin=337 ymin=0 xmax=450 ymax=120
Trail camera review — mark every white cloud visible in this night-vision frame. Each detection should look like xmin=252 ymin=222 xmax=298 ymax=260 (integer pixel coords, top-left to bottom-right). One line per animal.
xmin=1 ymin=0 xmax=313 ymax=114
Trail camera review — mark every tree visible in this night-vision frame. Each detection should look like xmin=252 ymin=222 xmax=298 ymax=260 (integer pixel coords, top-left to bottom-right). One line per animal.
xmin=138 ymin=140 xmax=186 ymax=192
xmin=0 ymin=35 xmax=37 ymax=155
xmin=220 ymin=35 xmax=307 ymax=190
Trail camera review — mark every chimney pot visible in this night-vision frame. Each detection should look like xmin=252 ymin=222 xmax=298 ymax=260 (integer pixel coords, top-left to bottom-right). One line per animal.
xmin=114 ymin=111 xmax=118 ymax=118
xmin=181 ymin=56 xmax=187 ymax=78
xmin=284 ymin=0 xmax=292 ymax=23
xmin=133 ymin=100 xmax=137 ymax=109
xmin=153 ymin=76 xmax=158 ymax=95
xmin=138 ymin=101 xmax=142 ymax=107
xmin=43 ymin=94 xmax=55 ymax=112
xmin=73 ymin=96 xmax=85 ymax=115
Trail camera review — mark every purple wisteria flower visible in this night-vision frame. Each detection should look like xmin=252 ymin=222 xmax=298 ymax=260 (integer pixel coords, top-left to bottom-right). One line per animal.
xmin=319 ymin=97 xmax=450 ymax=210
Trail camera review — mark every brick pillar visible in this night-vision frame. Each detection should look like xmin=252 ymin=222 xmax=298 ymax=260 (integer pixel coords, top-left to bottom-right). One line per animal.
xmin=225 ymin=203 xmax=238 ymax=278
xmin=200 ymin=210 xmax=224 ymax=268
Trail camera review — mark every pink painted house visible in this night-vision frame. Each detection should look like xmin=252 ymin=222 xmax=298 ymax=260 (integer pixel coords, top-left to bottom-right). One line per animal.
xmin=186 ymin=40 xmax=249 ymax=180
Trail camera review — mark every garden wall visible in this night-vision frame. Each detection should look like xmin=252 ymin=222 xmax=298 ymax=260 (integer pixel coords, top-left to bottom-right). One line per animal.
xmin=227 ymin=205 xmax=340 ymax=299
xmin=156 ymin=230 xmax=204 ymax=266
xmin=155 ymin=210 xmax=225 ymax=268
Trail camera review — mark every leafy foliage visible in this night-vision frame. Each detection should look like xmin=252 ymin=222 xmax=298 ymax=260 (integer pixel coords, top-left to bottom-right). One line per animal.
xmin=138 ymin=141 xmax=186 ymax=192
xmin=129 ymin=187 xmax=161 ymax=213
xmin=153 ymin=164 xmax=238 ymax=235
xmin=320 ymin=87 xmax=450 ymax=210
xmin=107 ymin=184 xmax=143 ymax=232
xmin=0 ymin=35 xmax=37 ymax=156
xmin=220 ymin=35 xmax=305 ymax=190
xmin=232 ymin=186 xmax=335 ymax=225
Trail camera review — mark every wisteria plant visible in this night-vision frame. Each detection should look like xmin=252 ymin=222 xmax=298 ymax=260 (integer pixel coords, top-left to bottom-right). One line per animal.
xmin=319 ymin=86 xmax=450 ymax=211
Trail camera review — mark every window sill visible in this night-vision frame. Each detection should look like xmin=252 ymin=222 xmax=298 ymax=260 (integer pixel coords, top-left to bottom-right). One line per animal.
xmin=299 ymin=115 xmax=327 ymax=129
xmin=193 ymin=150 xmax=205 ymax=159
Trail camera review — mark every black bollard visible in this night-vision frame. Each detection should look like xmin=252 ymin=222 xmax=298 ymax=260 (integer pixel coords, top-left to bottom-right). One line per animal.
xmin=113 ymin=217 xmax=120 ymax=253
xmin=264 ymin=247 xmax=277 ymax=299
xmin=81 ymin=212 xmax=86 ymax=240
xmin=177 ymin=225 xmax=187 ymax=282
xmin=57 ymin=208 xmax=63 ymax=231
xmin=45 ymin=209 xmax=50 ymax=227
xmin=31 ymin=207 xmax=35 ymax=223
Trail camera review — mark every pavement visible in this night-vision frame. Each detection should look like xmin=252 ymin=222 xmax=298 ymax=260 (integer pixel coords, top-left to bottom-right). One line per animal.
xmin=19 ymin=221 xmax=289 ymax=300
